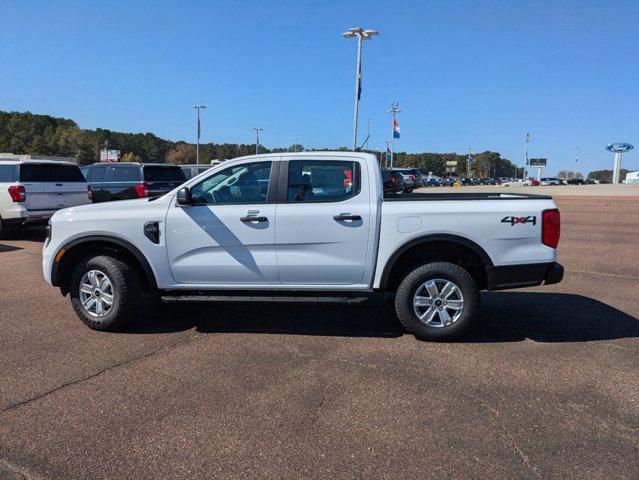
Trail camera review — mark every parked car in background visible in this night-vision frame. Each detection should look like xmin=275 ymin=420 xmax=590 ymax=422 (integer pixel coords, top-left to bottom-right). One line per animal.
xmin=405 ymin=168 xmax=427 ymax=187
xmin=180 ymin=165 xmax=212 ymax=180
xmin=81 ymin=163 xmax=186 ymax=203
xmin=530 ymin=179 xmax=540 ymax=186
xmin=0 ymin=158 xmax=90 ymax=238
xmin=566 ymin=178 xmax=585 ymax=185
xmin=391 ymin=169 xmax=419 ymax=193
xmin=425 ymin=176 xmax=440 ymax=187
xmin=501 ymin=178 xmax=532 ymax=187
xmin=540 ymin=178 xmax=561 ymax=186
xmin=381 ymin=169 xmax=405 ymax=193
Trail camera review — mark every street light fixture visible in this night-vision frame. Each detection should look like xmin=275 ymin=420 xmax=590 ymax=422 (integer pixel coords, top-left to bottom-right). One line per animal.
xmin=342 ymin=26 xmax=379 ymax=151
xmin=193 ymin=105 xmax=207 ymax=165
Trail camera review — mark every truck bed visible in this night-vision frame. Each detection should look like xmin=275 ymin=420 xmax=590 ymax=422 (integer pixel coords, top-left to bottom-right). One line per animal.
xmin=384 ymin=192 xmax=552 ymax=201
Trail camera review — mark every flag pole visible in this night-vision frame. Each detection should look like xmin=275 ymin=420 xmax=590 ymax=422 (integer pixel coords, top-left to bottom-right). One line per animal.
xmin=388 ymin=101 xmax=401 ymax=168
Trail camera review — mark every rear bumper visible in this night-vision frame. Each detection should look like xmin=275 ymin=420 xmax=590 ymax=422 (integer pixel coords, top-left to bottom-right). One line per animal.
xmin=486 ymin=262 xmax=564 ymax=291
xmin=2 ymin=207 xmax=56 ymax=223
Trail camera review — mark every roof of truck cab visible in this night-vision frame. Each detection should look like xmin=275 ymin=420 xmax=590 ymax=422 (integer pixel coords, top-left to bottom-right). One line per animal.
xmin=219 ymin=151 xmax=378 ymax=164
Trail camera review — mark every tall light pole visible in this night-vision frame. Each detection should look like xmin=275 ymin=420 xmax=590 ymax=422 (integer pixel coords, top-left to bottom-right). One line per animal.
xmin=193 ymin=105 xmax=207 ymax=165
xmin=523 ymin=132 xmax=531 ymax=179
xmin=467 ymin=148 xmax=473 ymax=179
xmin=342 ymin=27 xmax=379 ymax=151
xmin=388 ymin=101 xmax=401 ymax=168
xmin=253 ymin=128 xmax=263 ymax=155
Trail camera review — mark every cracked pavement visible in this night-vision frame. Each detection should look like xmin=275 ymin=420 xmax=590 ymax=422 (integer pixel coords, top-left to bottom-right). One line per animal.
xmin=0 ymin=196 xmax=637 ymax=479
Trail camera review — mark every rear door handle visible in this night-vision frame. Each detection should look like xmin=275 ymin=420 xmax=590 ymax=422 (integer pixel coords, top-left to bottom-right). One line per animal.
xmin=241 ymin=216 xmax=268 ymax=223
xmin=333 ymin=214 xmax=362 ymax=221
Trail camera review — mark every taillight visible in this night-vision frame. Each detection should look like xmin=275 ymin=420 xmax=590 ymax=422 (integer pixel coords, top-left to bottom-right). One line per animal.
xmin=87 ymin=186 xmax=93 ymax=202
xmin=8 ymin=185 xmax=26 ymax=202
xmin=389 ymin=178 xmax=396 ymax=184
xmin=134 ymin=184 xmax=149 ymax=198
xmin=542 ymin=209 xmax=560 ymax=249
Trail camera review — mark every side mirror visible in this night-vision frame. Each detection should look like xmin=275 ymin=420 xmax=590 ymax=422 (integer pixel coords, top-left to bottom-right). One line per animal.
xmin=176 ymin=187 xmax=192 ymax=206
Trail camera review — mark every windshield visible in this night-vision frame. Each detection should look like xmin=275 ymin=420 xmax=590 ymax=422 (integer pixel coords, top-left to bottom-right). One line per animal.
xmin=20 ymin=163 xmax=85 ymax=182
xmin=143 ymin=166 xmax=186 ymax=182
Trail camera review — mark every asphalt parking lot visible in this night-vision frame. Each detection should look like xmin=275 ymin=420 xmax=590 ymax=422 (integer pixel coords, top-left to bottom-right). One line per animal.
xmin=0 ymin=195 xmax=637 ymax=479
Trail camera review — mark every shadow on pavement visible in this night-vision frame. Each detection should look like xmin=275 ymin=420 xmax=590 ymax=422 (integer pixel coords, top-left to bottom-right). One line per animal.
xmin=0 ymin=244 xmax=23 ymax=253
xmin=122 ymin=291 xmax=639 ymax=343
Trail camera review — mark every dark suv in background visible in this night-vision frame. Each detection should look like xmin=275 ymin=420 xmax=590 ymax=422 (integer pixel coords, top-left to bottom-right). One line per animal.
xmin=81 ymin=163 xmax=186 ymax=203
xmin=381 ymin=169 xmax=405 ymax=193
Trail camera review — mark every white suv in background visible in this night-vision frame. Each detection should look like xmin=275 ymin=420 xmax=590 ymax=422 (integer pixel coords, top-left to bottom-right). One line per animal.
xmin=0 ymin=157 xmax=90 ymax=238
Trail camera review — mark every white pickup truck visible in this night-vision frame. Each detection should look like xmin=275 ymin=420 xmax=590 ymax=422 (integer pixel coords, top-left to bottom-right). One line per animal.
xmin=42 ymin=152 xmax=563 ymax=340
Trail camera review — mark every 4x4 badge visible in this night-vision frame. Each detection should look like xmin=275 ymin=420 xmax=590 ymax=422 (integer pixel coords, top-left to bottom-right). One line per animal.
xmin=501 ymin=216 xmax=536 ymax=226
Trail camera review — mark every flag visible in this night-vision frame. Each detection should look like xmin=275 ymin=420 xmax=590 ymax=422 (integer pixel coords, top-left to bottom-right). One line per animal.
xmin=386 ymin=145 xmax=391 ymax=160
xmin=357 ymin=61 xmax=362 ymax=100
xmin=197 ymin=115 xmax=201 ymax=141
xmin=393 ymin=118 xmax=400 ymax=139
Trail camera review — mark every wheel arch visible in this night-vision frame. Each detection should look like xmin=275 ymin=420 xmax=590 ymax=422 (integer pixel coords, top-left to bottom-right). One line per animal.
xmin=378 ymin=234 xmax=494 ymax=292
xmin=51 ymin=235 xmax=158 ymax=294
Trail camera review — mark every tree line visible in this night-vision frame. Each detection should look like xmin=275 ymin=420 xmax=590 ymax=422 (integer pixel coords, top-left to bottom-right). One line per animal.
xmin=1 ymin=110 xmax=524 ymax=177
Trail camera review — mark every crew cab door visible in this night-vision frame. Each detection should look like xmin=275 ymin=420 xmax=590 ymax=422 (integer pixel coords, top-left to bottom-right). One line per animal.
xmin=275 ymin=158 xmax=371 ymax=285
xmin=165 ymin=160 xmax=279 ymax=285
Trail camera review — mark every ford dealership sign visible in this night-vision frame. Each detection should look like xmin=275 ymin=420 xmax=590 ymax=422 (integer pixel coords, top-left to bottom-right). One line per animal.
xmin=606 ymin=143 xmax=633 ymax=153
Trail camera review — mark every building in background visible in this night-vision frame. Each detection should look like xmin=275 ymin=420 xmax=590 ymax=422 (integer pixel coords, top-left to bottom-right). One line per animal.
xmin=624 ymin=170 xmax=639 ymax=184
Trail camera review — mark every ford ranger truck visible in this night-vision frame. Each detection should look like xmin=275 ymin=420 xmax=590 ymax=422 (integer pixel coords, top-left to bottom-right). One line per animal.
xmin=42 ymin=152 xmax=563 ymax=340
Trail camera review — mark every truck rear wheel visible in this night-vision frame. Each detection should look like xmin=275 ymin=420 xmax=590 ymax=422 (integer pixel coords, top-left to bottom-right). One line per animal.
xmin=70 ymin=255 xmax=140 ymax=331
xmin=395 ymin=262 xmax=479 ymax=341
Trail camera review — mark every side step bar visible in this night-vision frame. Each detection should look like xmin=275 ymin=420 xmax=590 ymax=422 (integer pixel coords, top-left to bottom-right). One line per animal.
xmin=161 ymin=295 xmax=368 ymax=304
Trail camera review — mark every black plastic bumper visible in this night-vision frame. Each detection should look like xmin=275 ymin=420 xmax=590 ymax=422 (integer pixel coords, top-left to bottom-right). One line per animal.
xmin=486 ymin=262 xmax=564 ymax=291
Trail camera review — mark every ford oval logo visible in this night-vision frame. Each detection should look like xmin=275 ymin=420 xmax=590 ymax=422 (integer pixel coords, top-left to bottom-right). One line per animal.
xmin=606 ymin=143 xmax=633 ymax=152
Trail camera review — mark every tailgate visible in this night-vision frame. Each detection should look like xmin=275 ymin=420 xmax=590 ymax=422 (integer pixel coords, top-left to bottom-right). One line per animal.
xmin=20 ymin=163 xmax=89 ymax=211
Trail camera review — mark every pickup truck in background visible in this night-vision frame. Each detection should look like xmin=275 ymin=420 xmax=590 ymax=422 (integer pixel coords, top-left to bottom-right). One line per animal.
xmin=43 ymin=152 xmax=563 ymax=340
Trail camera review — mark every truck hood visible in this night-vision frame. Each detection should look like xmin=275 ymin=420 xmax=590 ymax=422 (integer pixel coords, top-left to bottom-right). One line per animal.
xmin=51 ymin=197 xmax=157 ymax=222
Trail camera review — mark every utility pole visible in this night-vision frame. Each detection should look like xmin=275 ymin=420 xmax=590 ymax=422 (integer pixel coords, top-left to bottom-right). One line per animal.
xmin=467 ymin=148 xmax=473 ymax=178
xmin=342 ymin=27 xmax=379 ymax=151
xmin=523 ymin=133 xmax=531 ymax=179
xmin=253 ymin=128 xmax=263 ymax=155
xmin=575 ymin=146 xmax=579 ymax=179
xmin=388 ymin=102 xmax=401 ymax=168
xmin=193 ymin=105 xmax=207 ymax=165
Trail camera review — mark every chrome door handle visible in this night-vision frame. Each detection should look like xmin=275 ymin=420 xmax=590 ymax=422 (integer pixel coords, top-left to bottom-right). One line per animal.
xmin=333 ymin=214 xmax=362 ymax=221
xmin=241 ymin=216 xmax=268 ymax=223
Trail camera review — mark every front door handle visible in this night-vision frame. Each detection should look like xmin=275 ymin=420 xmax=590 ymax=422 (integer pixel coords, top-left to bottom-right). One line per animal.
xmin=241 ymin=216 xmax=268 ymax=223
xmin=333 ymin=214 xmax=362 ymax=221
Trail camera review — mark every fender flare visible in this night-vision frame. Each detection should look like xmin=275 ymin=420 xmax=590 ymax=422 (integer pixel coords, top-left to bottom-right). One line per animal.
xmin=378 ymin=234 xmax=494 ymax=290
xmin=51 ymin=235 xmax=158 ymax=290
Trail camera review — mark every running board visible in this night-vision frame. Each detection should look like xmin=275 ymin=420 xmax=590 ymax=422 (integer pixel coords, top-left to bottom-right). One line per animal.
xmin=160 ymin=295 xmax=368 ymax=304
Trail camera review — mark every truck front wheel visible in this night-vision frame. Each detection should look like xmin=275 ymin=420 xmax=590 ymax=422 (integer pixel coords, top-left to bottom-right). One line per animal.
xmin=69 ymin=255 xmax=140 ymax=331
xmin=395 ymin=262 xmax=479 ymax=341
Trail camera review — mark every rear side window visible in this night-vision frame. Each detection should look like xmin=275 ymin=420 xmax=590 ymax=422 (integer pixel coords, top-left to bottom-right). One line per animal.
xmin=104 ymin=165 xmax=141 ymax=182
xmin=181 ymin=167 xmax=193 ymax=180
xmin=20 ymin=164 xmax=85 ymax=182
xmin=287 ymin=160 xmax=359 ymax=203
xmin=143 ymin=166 xmax=186 ymax=182
xmin=0 ymin=165 xmax=18 ymax=182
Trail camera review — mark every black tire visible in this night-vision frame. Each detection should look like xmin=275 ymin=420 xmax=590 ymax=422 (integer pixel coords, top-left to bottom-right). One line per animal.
xmin=394 ymin=262 xmax=479 ymax=341
xmin=70 ymin=255 xmax=140 ymax=331
xmin=404 ymin=188 xmax=413 ymax=194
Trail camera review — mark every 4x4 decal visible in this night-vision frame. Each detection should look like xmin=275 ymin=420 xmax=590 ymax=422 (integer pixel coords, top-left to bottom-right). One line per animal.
xmin=501 ymin=215 xmax=536 ymax=226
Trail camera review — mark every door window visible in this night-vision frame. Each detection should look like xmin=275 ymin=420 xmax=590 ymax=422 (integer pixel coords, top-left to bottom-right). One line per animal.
xmin=190 ymin=161 xmax=271 ymax=205
xmin=287 ymin=160 xmax=359 ymax=203
xmin=144 ymin=166 xmax=186 ymax=182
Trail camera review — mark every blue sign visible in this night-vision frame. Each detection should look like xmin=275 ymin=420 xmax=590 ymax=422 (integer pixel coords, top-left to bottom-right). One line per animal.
xmin=606 ymin=143 xmax=633 ymax=153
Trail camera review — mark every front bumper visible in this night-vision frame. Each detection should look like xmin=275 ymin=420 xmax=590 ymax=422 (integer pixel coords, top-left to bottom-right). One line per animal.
xmin=486 ymin=262 xmax=564 ymax=291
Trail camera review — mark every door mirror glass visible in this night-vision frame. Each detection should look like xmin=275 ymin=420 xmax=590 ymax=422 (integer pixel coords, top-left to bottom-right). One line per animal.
xmin=176 ymin=187 xmax=192 ymax=206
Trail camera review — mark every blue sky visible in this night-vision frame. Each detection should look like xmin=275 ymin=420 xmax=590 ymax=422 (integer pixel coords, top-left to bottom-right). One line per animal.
xmin=1 ymin=0 xmax=637 ymax=174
